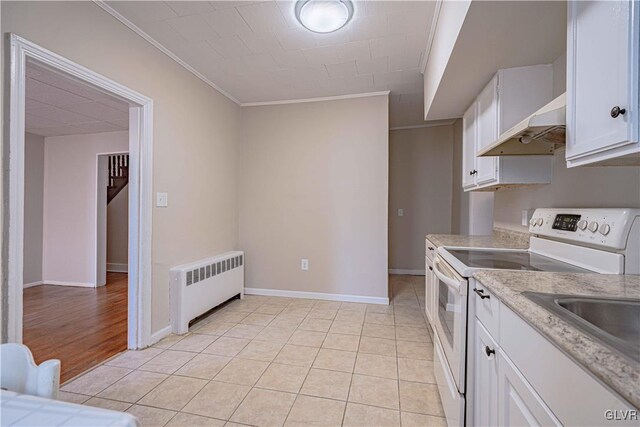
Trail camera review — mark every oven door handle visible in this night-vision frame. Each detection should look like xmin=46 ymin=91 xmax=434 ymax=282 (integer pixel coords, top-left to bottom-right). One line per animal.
xmin=433 ymin=258 xmax=463 ymax=293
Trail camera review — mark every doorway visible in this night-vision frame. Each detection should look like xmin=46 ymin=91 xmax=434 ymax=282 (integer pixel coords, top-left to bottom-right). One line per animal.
xmin=20 ymin=60 xmax=132 ymax=378
xmin=3 ymin=35 xmax=153 ymax=361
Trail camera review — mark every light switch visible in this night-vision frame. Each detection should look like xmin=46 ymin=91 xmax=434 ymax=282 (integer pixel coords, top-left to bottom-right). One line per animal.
xmin=398 ymin=209 xmax=404 ymax=217
xmin=301 ymin=259 xmax=309 ymax=271
xmin=156 ymin=192 xmax=168 ymax=207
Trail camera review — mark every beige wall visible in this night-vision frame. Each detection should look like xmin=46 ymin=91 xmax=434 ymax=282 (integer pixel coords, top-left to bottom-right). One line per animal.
xmin=493 ymin=149 xmax=640 ymax=230
xmin=107 ymin=185 xmax=129 ymax=271
xmin=389 ymin=125 xmax=454 ymax=271
xmin=23 ymin=133 xmax=45 ymax=286
xmin=2 ymin=1 xmax=240 ymax=333
xmin=239 ymin=95 xmax=389 ymax=300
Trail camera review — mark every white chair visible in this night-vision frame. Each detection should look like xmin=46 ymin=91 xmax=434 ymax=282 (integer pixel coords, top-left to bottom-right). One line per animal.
xmin=0 ymin=343 xmax=60 ymax=399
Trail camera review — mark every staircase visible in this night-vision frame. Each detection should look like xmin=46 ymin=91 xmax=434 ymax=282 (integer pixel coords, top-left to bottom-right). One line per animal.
xmin=107 ymin=154 xmax=129 ymax=204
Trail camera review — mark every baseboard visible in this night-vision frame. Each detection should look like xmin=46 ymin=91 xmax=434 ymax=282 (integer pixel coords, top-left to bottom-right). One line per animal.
xmin=244 ymin=287 xmax=389 ymax=305
xmin=389 ymin=269 xmax=426 ymax=276
xmin=150 ymin=325 xmax=172 ymax=345
xmin=43 ymin=280 xmax=96 ymax=288
xmin=107 ymin=263 xmax=128 ymax=273
xmin=23 ymin=281 xmax=43 ymax=288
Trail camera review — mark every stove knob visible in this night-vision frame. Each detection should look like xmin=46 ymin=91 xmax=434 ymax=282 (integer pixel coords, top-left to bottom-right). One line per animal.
xmin=599 ymin=224 xmax=611 ymax=236
xmin=588 ymin=221 xmax=599 ymax=233
xmin=536 ymin=218 xmax=544 ymax=227
xmin=577 ymin=220 xmax=588 ymax=230
xmin=529 ymin=218 xmax=536 ymax=227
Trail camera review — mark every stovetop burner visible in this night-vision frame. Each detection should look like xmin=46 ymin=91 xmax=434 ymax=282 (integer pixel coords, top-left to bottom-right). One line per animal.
xmin=447 ymin=249 xmax=589 ymax=273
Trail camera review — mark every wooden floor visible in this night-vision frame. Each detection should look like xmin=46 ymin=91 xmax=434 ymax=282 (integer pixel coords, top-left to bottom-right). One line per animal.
xmin=23 ymin=273 xmax=128 ymax=383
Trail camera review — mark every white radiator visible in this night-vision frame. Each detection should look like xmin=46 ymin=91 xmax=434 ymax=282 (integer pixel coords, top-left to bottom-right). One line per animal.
xmin=170 ymin=251 xmax=244 ymax=334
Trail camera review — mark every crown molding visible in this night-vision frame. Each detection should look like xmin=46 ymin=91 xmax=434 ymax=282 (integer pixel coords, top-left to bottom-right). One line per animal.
xmin=389 ymin=120 xmax=456 ymax=131
xmin=240 ymin=91 xmax=391 ymax=107
xmin=420 ymin=0 xmax=443 ymax=74
xmin=92 ymin=0 xmax=241 ymax=105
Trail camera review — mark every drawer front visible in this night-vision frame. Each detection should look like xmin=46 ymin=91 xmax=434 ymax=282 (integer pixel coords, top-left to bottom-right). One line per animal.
xmin=425 ymin=239 xmax=437 ymax=261
xmin=473 ymin=280 xmax=500 ymax=338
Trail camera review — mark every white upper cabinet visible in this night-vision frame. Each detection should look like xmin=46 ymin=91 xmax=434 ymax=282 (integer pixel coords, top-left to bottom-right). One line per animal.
xmin=566 ymin=0 xmax=640 ymax=166
xmin=475 ymin=76 xmax=499 ymax=185
xmin=462 ymin=102 xmax=479 ymax=190
xmin=462 ymin=65 xmax=554 ymax=191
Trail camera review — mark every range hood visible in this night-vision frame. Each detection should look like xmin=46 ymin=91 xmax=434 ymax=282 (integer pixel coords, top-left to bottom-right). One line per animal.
xmin=478 ymin=93 xmax=566 ymax=156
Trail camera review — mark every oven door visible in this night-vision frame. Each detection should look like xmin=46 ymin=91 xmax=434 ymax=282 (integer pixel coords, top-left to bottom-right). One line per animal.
xmin=433 ymin=255 xmax=468 ymax=393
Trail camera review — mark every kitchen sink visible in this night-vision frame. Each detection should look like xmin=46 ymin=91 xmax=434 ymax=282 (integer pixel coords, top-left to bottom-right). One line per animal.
xmin=524 ymin=292 xmax=640 ymax=362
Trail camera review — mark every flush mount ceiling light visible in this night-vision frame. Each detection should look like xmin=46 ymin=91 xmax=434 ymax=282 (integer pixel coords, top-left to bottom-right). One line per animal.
xmin=295 ymin=0 xmax=354 ymax=33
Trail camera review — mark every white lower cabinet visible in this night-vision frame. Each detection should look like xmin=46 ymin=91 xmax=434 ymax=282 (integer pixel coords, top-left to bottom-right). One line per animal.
xmin=473 ymin=316 xmax=562 ymax=427
xmin=425 ymin=239 xmax=437 ymax=328
xmin=425 ymin=256 xmax=434 ymax=326
xmin=471 ymin=282 xmax=636 ymax=426
xmin=473 ymin=320 xmax=499 ymax=427
xmin=497 ymin=349 xmax=560 ymax=426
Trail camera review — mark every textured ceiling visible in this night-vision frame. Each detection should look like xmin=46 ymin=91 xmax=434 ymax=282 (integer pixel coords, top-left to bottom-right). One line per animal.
xmin=25 ymin=61 xmax=130 ymax=137
xmin=105 ymin=0 xmax=436 ymax=127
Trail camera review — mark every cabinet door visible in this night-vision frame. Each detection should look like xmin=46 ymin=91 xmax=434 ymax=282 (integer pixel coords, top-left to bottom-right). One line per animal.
xmin=567 ymin=0 xmax=638 ymax=162
xmin=462 ymin=102 xmax=478 ymax=189
xmin=475 ymin=77 xmax=498 ymax=185
xmin=498 ymin=349 xmax=561 ymax=427
xmin=425 ymin=257 xmax=433 ymax=325
xmin=474 ymin=320 xmax=499 ymax=427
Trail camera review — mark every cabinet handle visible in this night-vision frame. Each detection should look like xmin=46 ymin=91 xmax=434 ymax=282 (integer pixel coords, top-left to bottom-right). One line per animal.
xmin=610 ymin=106 xmax=626 ymax=118
xmin=469 ymin=170 xmax=477 ymax=176
xmin=485 ymin=346 xmax=495 ymax=357
xmin=428 ymin=266 xmax=433 ymax=271
xmin=427 ymin=246 xmax=434 ymax=251
xmin=473 ymin=288 xmax=490 ymax=299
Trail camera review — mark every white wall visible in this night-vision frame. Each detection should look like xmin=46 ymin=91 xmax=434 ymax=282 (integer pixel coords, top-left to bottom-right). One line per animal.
xmin=389 ymin=125 xmax=454 ymax=272
xmin=23 ymin=133 xmax=45 ymax=287
xmin=2 ymin=1 xmax=241 ymax=334
xmin=239 ymin=95 xmax=389 ymax=301
xmin=107 ymin=185 xmax=128 ymax=272
xmin=423 ymin=0 xmax=472 ymax=119
xmin=43 ymin=131 xmax=128 ymax=286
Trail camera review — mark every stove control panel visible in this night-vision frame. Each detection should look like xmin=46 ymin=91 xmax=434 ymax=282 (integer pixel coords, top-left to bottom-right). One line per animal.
xmin=529 ymin=208 xmax=640 ymax=250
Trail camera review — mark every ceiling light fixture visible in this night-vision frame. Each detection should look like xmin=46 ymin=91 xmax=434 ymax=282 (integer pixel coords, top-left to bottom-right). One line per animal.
xmin=295 ymin=0 xmax=354 ymax=33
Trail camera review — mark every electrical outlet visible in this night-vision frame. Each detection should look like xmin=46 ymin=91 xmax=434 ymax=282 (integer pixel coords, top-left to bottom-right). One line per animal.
xmin=398 ymin=208 xmax=404 ymax=217
xmin=301 ymin=259 xmax=309 ymax=271
xmin=522 ymin=209 xmax=534 ymax=226
xmin=156 ymin=192 xmax=168 ymax=207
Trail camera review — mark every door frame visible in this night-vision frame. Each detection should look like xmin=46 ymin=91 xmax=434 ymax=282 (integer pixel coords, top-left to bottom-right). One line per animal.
xmin=3 ymin=34 xmax=154 ymax=349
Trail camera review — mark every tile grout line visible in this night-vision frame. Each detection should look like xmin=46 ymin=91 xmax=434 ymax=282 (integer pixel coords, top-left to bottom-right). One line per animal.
xmin=66 ymin=279 xmax=440 ymax=424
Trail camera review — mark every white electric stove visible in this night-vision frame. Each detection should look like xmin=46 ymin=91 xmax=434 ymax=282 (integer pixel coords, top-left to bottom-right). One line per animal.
xmin=430 ymin=208 xmax=640 ymax=427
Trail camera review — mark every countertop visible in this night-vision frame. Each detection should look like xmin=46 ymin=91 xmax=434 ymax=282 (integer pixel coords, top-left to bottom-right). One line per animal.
xmin=426 ymin=228 xmax=530 ymax=250
xmin=473 ymin=270 xmax=640 ymax=409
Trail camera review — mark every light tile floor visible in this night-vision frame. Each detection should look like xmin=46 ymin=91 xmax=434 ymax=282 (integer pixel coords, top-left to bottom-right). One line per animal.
xmin=59 ymin=275 xmax=446 ymax=426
